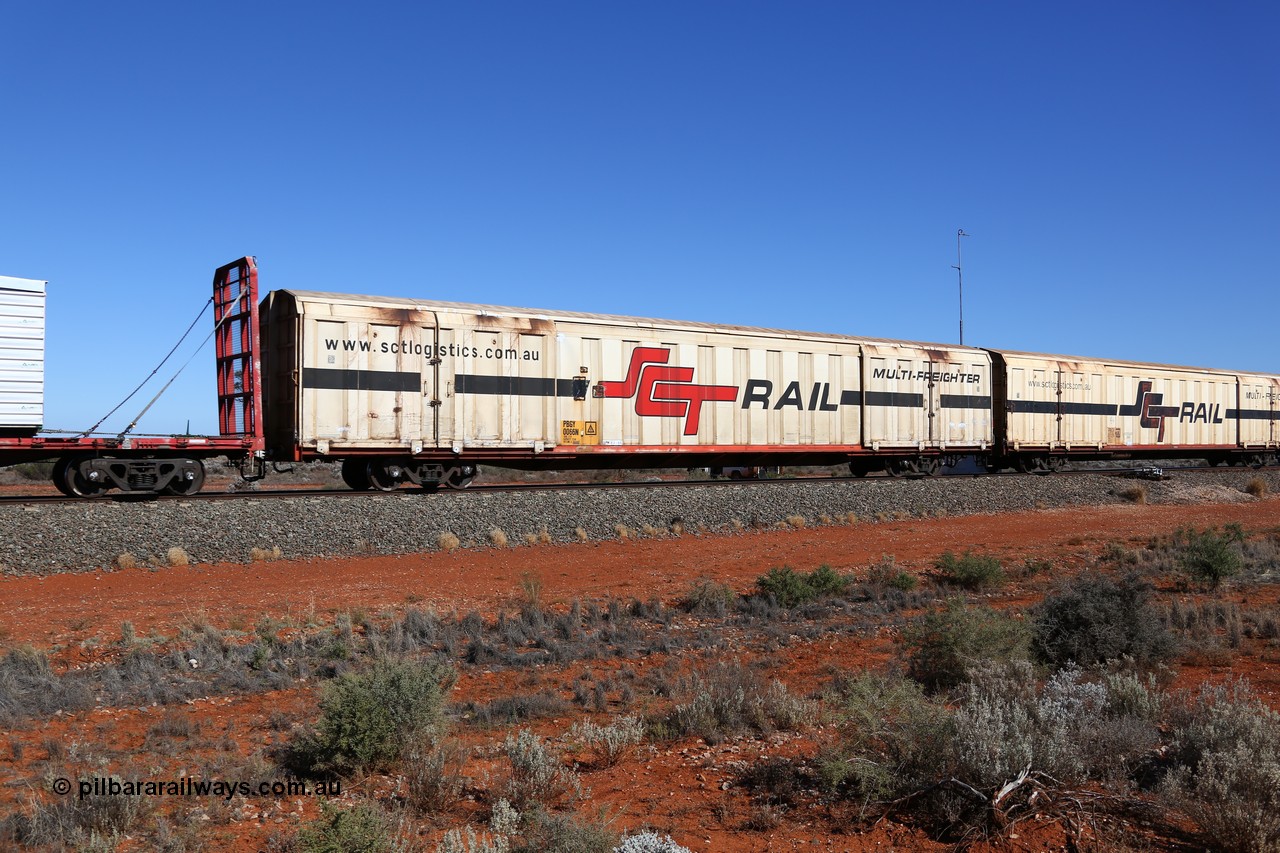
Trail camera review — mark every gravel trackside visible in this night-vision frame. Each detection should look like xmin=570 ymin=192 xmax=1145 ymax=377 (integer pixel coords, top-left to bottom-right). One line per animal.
xmin=1 ymin=470 xmax=1276 ymax=575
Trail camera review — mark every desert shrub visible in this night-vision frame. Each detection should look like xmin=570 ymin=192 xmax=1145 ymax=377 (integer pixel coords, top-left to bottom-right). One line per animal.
xmin=1032 ymin=572 xmax=1176 ymax=667
xmin=511 ymin=807 xmax=619 ymax=853
xmin=501 ymin=730 xmax=581 ymax=810
xmin=1118 ymin=485 xmax=1148 ymax=504
xmin=818 ymin=672 xmax=951 ymax=808
xmin=404 ymin=739 xmax=470 ymax=816
xmin=823 ymin=664 xmax=1160 ymax=831
xmin=1162 ymin=679 xmax=1280 ymax=853
xmin=755 ymin=566 xmax=811 ymax=607
xmin=295 ymin=801 xmax=391 ymax=853
xmin=570 ymin=715 xmax=645 ymax=767
xmin=0 ymin=646 xmax=95 ymax=724
xmin=865 ymin=555 xmax=917 ymax=591
xmin=461 ymin=693 xmax=571 ymax=727
xmin=0 ymin=775 xmax=150 ymax=849
xmin=10 ymin=460 xmax=54 ymax=481
xmin=667 ymin=661 xmax=810 ymax=743
xmin=934 ymin=550 xmax=1004 ymax=589
xmin=681 ymin=578 xmax=737 ymax=615
xmin=806 ymin=564 xmax=850 ymax=598
xmin=613 ymin=833 xmax=693 ymax=853
xmin=956 ymin=663 xmax=1157 ymax=789
xmin=901 ymin=600 xmax=1031 ymax=693
xmin=1246 ymin=477 xmax=1268 ymax=498
xmin=755 ymin=565 xmax=851 ymax=608
xmin=1170 ymin=525 xmax=1246 ymax=589
xmin=291 ymin=658 xmax=456 ymax=776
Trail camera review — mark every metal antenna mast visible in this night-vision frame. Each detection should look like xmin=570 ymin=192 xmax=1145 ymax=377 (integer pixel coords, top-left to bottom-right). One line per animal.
xmin=952 ymin=229 xmax=969 ymax=345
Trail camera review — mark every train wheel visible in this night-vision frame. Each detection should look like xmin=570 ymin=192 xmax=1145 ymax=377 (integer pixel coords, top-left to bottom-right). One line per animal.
xmin=60 ymin=456 xmax=106 ymax=499
xmin=366 ymin=459 xmax=403 ymax=491
xmin=885 ymin=459 xmax=907 ymax=478
xmin=445 ymin=465 xmax=477 ymax=490
xmin=917 ymin=457 xmax=940 ymax=477
xmin=849 ymin=460 xmax=872 ymax=477
xmin=166 ymin=461 xmax=205 ymax=495
xmin=341 ymin=458 xmax=371 ymax=491
xmin=52 ymin=457 xmax=74 ymax=497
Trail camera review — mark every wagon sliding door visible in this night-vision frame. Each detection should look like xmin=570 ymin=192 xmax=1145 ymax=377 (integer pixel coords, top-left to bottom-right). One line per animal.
xmin=862 ymin=344 xmax=930 ymax=448
xmin=451 ymin=326 xmax=552 ymax=448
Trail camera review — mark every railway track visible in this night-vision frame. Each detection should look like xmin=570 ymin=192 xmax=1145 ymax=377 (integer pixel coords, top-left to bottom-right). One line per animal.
xmin=0 ymin=463 xmax=1265 ymax=506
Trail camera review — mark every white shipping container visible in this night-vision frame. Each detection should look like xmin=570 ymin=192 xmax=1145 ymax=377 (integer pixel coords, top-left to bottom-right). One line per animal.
xmin=0 ymin=275 xmax=46 ymax=433
xmin=996 ymin=351 xmax=1257 ymax=451
xmin=261 ymin=291 xmax=995 ymax=460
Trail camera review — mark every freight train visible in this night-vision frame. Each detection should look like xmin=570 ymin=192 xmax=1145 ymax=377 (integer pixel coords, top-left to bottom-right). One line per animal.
xmin=1 ymin=257 xmax=1276 ymax=497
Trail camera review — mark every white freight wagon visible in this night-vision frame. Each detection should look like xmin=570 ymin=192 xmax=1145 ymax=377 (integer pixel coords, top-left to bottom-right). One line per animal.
xmin=259 ymin=290 xmax=994 ymax=488
xmin=0 ymin=275 xmax=46 ymax=435
xmin=992 ymin=351 xmax=1280 ymax=470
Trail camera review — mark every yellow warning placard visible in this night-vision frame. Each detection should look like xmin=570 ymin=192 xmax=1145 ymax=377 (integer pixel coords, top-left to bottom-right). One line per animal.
xmin=560 ymin=420 xmax=600 ymax=445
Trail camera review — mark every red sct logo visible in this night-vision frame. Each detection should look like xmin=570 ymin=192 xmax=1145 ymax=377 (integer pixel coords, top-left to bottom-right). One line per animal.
xmin=596 ymin=347 xmax=738 ymax=436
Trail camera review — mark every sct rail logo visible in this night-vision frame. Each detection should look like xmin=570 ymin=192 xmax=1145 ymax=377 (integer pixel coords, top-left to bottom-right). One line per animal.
xmin=595 ymin=347 xmax=737 ymax=436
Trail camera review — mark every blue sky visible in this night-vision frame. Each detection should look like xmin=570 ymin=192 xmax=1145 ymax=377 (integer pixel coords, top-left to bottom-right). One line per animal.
xmin=3 ymin=1 xmax=1276 ymax=434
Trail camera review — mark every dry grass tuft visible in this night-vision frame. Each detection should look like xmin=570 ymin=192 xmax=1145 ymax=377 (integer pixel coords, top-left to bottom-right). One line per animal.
xmin=1119 ymin=485 xmax=1148 ymax=504
xmin=166 ymin=547 xmax=190 ymax=567
xmin=538 ymin=526 xmax=552 ymax=544
xmin=786 ymin=514 xmax=807 ymax=529
xmin=641 ymin=523 xmax=662 ymax=537
xmin=489 ymin=528 xmax=509 ymax=548
xmin=115 ymin=552 xmax=140 ymax=570
xmin=1246 ymin=477 xmax=1268 ymax=498
xmin=575 ymin=526 xmax=589 ymax=542
xmin=437 ymin=532 xmax=461 ymax=552
xmin=817 ymin=513 xmax=833 ymax=525
xmin=524 ymin=532 xmax=540 ymax=546
xmin=730 ymin=517 xmax=745 ymax=532
xmin=249 ymin=545 xmax=283 ymax=563
xmin=846 ymin=511 xmax=859 ymax=524
xmin=874 ymin=511 xmax=889 ymax=523
xmin=614 ymin=523 xmax=637 ymax=540
xmin=671 ymin=519 xmax=687 ymax=536
xmin=520 ymin=572 xmax=543 ymax=609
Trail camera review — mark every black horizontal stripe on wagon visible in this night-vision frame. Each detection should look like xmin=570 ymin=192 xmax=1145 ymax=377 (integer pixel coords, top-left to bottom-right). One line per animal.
xmin=303 ymin=370 xmax=997 ymax=410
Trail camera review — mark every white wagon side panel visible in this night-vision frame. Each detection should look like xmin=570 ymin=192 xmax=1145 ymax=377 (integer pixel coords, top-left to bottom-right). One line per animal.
xmin=998 ymin=351 xmax=1245 ymax=451
xmin=0 ymin=275 xmax=46 ymax=433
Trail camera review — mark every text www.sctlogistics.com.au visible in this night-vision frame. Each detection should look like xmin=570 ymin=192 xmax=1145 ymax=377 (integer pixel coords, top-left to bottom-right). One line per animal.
xmin=52 ymin=776 xmax=341 ymax=801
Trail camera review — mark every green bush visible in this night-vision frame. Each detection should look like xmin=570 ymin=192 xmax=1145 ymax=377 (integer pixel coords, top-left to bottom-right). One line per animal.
xmin=902 ymin=599 xmax=1031 ymax=693
xmin=806 ymin=564 xmax=850 ymax=598
xmin=934 ymin=550 xmax=1004 ymax=589
xmin=1032 ymin=572 xmax=1176 ymax=667
xmin=1172 ymin=525 xmax=1246 ymax=590
xmin=755 ymin=565 xmax=850 ymax=607
xmin=295 ymin=802 xmax=391 ymax=853
xmin=291 ymin=657 xmax=456 ymax=776
xmin=819 ymin=672 xmax=951 ymax=809
xmin=755 ymin=566 xmax=812 ymax=607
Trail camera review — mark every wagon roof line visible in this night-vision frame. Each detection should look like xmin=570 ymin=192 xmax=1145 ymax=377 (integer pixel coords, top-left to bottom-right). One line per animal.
xmin=994 ymin=349 xmax=1279 ymax=380
xmin=280 ymin=289 xmax=989 ymax=354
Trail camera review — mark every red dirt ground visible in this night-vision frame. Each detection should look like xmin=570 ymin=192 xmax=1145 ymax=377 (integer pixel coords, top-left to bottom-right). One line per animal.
xmin=2 ymin=497 xmax=1279 ymax=852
